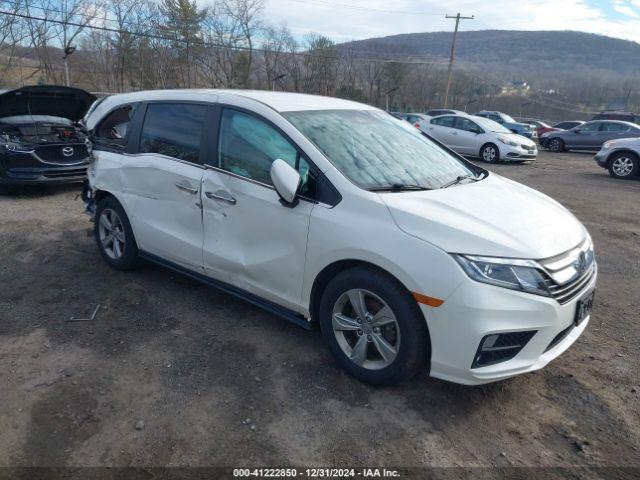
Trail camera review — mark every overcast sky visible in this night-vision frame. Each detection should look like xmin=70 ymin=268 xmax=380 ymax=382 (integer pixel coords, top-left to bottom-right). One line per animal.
xmin=261 ymin=0 xmax=640 ymax=44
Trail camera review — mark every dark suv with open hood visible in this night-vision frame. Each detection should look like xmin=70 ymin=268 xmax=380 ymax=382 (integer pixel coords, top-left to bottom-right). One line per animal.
xmin=0 ymin=85 xmax=96 ymax=186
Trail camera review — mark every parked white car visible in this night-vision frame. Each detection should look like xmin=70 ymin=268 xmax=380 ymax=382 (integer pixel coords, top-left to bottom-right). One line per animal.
xmin=83 ymin=90 xmax=596 ymax=386
xmin=426 ymin=114 xmax=537 ymax=163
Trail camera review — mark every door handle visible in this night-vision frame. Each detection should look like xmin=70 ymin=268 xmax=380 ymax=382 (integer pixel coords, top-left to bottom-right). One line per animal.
xmin=205 ymin=190 xmax=237 ymax=205
xmin=175 ymin=182 xmax=199 ymax=194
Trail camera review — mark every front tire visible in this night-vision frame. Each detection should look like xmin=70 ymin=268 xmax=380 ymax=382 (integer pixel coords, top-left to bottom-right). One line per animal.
xmin=608 ymin=152 xmax=639 ymax=179
xmin=318 ymin=266 xmax=429 ymax=386
xmin=94 ymin=196 xmax=140 ymax=270
xmin=480 ymin=143 xmax=499 ymax=163
xmin=548 ymin=137 xmax=565 ymax=153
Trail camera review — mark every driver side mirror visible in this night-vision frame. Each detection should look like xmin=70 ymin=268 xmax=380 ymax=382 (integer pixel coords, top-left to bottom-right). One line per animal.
xmin=271 ymin=158 xmax=301 ymax=207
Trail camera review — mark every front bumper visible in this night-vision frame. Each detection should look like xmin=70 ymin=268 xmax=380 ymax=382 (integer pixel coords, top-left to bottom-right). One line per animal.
xmin=0 ymin=149 xmax=88 ymax=185
xmin=423 ymin=267 xmax=597 ymax=385
xmin=594 ymin=150 xmax=609 ymax=168
xmin=502 ymin=144 xmax=537 ymax=161
xmin=0 ymin=163 xmax=88 ymax=185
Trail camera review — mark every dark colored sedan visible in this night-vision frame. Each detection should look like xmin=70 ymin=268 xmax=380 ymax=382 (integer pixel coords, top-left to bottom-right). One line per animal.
xmin=0 ymin=85 xmax=96 ymax=186
xmin=540 ymin=120 xmax=640 ymax=152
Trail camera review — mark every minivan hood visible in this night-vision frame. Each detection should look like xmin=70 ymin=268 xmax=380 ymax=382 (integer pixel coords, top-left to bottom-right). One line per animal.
xmin=381 ymin=174 xmax=586 ymax=259
xmin=0 ymin=85 xmax=96 ymax=121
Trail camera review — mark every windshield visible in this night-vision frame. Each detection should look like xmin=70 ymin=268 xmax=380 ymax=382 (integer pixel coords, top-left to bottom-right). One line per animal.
xmin=501 ymin=113 xmax=516 ymax=123
xmin=472 ymin=116 xmax=512 ymax=134
xmin=284 ymin=109 xmax=481 ymax=190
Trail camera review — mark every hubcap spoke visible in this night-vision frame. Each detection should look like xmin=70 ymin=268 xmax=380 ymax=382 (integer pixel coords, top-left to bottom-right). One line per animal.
xmin=371 ymin=305 xmax=394 ymax=327
xmin=349 ymin=336 xmax=368 ymax=366
xmin=347 ymin=289 xmax=368 ymax=319
xmin=371 ymin=333 xmax=397 ymax=363
xmin=99 ymin=214 xmax=112 ymax=231
xmin=333 ymin=313 xmax=360 ymax=331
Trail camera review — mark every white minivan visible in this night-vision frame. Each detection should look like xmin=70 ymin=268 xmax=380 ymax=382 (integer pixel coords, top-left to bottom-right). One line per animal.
xmin=83 ymin=90 xmax=596 ymax=386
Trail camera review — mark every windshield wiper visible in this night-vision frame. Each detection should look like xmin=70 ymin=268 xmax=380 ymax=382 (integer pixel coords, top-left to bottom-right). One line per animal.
xmin=440 ymin=173 xmax=482 ymax=189
xmin=368 ymin=183 xmax=432 ymax=192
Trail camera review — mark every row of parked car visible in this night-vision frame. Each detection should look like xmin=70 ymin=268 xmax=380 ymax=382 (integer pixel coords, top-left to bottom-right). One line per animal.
xmin=394 ymin=108 xmax=640 ymax=180
xmin=1 ymin=85 xmax=639 ymax=189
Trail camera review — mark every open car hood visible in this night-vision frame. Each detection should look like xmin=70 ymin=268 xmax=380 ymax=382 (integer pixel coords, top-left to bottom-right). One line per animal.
xmin=0 ymin=85 xmax=96 ymax=121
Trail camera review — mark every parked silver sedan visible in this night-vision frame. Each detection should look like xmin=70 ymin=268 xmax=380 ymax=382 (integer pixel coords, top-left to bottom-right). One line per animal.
xmin=594 ymin=137 xmax=640 ymax=179
xmin=540 ymin=120 xmax=640 ymax=152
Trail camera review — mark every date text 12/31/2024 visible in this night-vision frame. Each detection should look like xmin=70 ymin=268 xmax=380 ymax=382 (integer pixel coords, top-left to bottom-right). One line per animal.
xmin=233 ymin=468 xmax=401 ymax=478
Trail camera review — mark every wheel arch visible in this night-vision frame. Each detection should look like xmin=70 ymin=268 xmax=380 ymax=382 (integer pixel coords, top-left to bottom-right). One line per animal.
xmin=309 ymin=259 xmax=428 ymax=326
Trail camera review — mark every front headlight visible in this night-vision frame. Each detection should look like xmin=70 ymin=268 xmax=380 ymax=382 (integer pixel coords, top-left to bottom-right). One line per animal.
xmin=497 ymin=136 xmax=518 ymax=146
xmin=5 ymin=142 xmax=34 ymax=153
xmin=453 ymin=254 xmax=551 ymax=297
xmin=602 ymin=141 xmax=615 ymax=150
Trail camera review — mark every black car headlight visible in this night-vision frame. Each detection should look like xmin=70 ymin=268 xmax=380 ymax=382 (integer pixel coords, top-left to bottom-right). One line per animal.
xmin=5 ymin=142 xmax=35 ymax=153
xmin=453 ymin=254 xmax=550 ymax=297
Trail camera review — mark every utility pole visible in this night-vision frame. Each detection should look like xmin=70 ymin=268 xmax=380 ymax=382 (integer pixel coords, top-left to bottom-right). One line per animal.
xmin=443 ymin=13 xmax=474 ymax=108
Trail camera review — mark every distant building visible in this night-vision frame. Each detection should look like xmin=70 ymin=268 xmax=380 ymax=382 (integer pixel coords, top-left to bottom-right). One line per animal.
xmin=501 ymin=81 xmax=530 ymax=95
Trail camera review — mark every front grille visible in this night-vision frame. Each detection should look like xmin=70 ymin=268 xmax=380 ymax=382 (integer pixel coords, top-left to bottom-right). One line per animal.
xmin=35 ymin=144 xmax=88 ymax=164
xmin=521 ymin=144 xmax=535 ymax=150
xmin=472 ymin=331 xmax=537 ymax=368
xmin=545 ymin=324 xmax=574 ymax=352
xmin=545 ymin=264 xmax=596 ymax=304
xmin=539 ymin=238 xmax=596 ymax=304
xmin=43 ymin=167 xmax=87 ymax=179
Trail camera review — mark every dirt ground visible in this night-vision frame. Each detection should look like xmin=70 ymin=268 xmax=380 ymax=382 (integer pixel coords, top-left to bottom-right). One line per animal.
xmin=1 ymin=150 xmax=639 ymax=477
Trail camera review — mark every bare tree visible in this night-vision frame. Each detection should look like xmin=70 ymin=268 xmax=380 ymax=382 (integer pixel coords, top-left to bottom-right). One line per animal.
xmin=0 ymin=0 xmax=29 ymax=86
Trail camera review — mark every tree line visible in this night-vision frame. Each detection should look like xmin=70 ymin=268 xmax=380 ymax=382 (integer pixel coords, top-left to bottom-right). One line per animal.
xmin=0 ymin=0 xmax=636 ymax=121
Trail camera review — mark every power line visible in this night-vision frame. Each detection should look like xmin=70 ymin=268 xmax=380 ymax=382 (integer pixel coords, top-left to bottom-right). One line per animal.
xmin=0 ymin=8 xmax=461 ymax=67
xmin=288 ymin=0 xmax=446 ymax=15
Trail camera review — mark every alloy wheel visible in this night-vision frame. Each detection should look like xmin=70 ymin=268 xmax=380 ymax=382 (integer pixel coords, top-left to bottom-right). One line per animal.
xmin=612 ymin=156 xmax=634 ymax=177
xmin=483 ymin=146 xmax=497 ymax=162
xmin=549 ymin=139 xmax=562 ymax=152
xmin=98 ymin=208 xmax=126 ymax=260
xmin=331 ymin=289 xmax=401 ymax=370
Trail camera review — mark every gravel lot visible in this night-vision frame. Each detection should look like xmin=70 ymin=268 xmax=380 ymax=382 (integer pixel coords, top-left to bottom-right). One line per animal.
xmin=1 ymin=150 xmax=639 ymax=476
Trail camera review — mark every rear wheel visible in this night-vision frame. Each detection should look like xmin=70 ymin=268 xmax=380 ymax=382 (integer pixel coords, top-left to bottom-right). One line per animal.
xmin=608 ymin=152 xmax=639 ymax=179
xmin=548 ymin=137 xmax=564 ymax=152
xmin=319 ymin=266 xmax=429 ymax=386
xmin=94 ymin=196 xmax=140 ymax=270
xmin=480 ymin=143 xmax=499 ymax=163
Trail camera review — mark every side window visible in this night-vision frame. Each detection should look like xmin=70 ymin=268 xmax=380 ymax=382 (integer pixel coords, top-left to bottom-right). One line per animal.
xmin=139 ymin=103 xmax=207 ymax=163
xmin=580 ymin=122 xmax=600 ymax=132
xmin=95 ymin=105 xmax=136 ymax=147
xmin=600 ymin=122 xmax=628 ymax=132
xmin=455 ymin=117 xmax=480 ymax=132
xmin=217 ymin=108 xmax=317 ymax=197
xmin=432 ymin=116 xmax=455 ymax=128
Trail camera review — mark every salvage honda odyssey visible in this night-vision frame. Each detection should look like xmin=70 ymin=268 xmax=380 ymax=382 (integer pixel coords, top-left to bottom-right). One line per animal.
xmin=83 ymin=90 xmax=597 ymax=386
